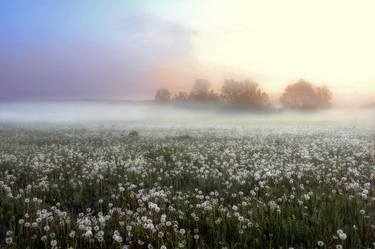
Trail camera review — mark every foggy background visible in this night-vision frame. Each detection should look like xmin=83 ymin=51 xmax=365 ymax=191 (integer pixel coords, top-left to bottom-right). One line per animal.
xmin=0 ymin=101 xmax=373 ymax=130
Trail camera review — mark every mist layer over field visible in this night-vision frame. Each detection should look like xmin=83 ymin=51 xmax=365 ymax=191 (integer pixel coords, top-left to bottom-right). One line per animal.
xmin=0 ymin=101 xmax=373 ymax=129
xmin=0 ymin=101 xmax=374 ymax=248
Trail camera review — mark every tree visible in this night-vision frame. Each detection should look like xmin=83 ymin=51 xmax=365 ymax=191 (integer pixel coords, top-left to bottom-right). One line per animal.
xmin=280 ymin=79 xmax=332 ymax=109
xmin=155 ymin=88 xmax=171 ymax=102
xmin=316 ymin=86 xmax=332 ymax=108
xmin=207 ymin=90 xmax=220 ymax=102
xmin=189 ymin=79 xmax=211 ymax=101
xmin=173 ymin=91 xmax=189 ymax=102
xmin=221 ymin=79 xmax=269 ymax=107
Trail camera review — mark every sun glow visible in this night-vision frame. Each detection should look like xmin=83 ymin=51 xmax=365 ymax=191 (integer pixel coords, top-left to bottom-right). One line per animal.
xmin=153 ymin=0 xmax=375 ymax=105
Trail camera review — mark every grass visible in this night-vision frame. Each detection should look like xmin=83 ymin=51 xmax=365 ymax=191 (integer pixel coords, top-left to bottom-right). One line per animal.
xmin=0 ymin=126 xmax=374 ymax=249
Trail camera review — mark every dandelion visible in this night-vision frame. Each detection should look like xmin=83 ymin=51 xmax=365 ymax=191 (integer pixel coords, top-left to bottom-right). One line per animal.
xmin=112 ymin=231 xmax=123 ymax=243
xmin=0 ymin=126 xmax=373 ymax=248
xmin=50 ymin=240 xmax=57 ymax=247
xmin=84 ymin=230 xmax=93 ymax=238
xmin=338 ymin=232 xmax=347 ymax=240
xmin=5 ymin=237 xmax=12 ymax=245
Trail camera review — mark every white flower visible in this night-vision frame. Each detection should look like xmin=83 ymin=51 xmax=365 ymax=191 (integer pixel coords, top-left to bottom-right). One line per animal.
xmin=338 ymin=232 xmax=347 ymax=240
xmin=112 ymin=232 xmax=123 ymax=243
xmin=50 ymin=239 xmax=58 ymax=247
xmin=5 ymin=237 xmax=12 ymax=244
xmin=84 ymin=230 xmax=93 ymax=238
xmin=160 ymin=214 xmax=167 ymax=223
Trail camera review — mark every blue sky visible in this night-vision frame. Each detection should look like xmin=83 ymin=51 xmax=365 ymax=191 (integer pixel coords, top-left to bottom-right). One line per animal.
xmin=0 ymin=0 xmax=192 ymax=100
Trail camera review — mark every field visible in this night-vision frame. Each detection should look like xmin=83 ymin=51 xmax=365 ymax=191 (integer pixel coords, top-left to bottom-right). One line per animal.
xmin=0 ymin=122 xmax=374 ymax=248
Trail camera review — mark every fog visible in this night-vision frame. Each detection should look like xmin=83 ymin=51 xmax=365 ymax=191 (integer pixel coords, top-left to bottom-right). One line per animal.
xmin=0 ymin=101 xmax=374 ymax=129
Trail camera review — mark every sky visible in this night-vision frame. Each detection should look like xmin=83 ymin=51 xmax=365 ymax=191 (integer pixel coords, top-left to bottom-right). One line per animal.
xmin=0 ymin=0 xmax=374 ymax=106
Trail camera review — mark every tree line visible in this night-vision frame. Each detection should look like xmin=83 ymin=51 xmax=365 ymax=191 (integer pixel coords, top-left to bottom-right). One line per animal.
xmin=155 ymin=78 xmax=332 ymax=110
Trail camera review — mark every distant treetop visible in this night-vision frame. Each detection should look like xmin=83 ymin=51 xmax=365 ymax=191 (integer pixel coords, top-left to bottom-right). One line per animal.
xmin=280 ymin=79 xmax=332 ymax=109
xmin=221 ymin=79 xmax=269 ymax=108
xmin=155 ymin=78 xmax=332 ymax=110
xmin=155 ymin=88 xmax=171 ymax=102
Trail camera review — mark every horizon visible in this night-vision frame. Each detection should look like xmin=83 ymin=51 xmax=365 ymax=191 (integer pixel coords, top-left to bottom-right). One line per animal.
xmin=0 ymin=86 xmax=373 ymax=109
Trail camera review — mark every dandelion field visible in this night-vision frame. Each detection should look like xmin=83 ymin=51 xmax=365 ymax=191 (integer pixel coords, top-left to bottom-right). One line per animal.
xmin=0 ymin=125 xmax=375 ymax=249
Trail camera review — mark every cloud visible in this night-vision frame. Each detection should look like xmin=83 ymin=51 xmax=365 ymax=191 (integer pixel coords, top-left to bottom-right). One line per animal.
xmin=0 ymin=44 xmax=147 ymax=100
xmin=0 ymin=14 xmax=193 ymax=101
xmin=120 ymin=15 xmax=193 ymax=61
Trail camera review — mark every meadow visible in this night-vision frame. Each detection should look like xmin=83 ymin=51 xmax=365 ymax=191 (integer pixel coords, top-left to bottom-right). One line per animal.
xmin=0 ymin=122 xmax=374 ymax=249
